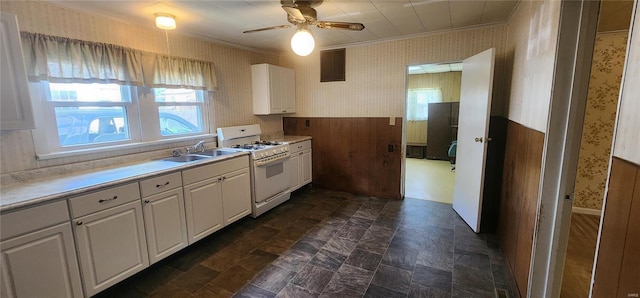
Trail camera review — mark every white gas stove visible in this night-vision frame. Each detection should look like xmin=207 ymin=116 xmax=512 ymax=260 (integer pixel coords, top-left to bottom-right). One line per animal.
xmin=217 ymin=124 xmax=291 ymax=217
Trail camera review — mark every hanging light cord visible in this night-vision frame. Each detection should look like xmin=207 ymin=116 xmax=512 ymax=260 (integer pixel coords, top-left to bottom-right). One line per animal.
xmin=164 ymin=29 xmax=171 ymax=55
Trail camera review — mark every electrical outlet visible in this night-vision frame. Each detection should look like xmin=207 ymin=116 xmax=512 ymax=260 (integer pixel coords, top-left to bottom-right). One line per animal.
xmin=388 ymin=144 xmax=394 ymax=152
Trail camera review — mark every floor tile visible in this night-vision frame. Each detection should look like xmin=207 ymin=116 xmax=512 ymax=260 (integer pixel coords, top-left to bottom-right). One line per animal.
xmin=250 ymin=265 xmax=297 ymax=293
xmin=364 ymin=284 xmax=407 ymax=298
xmin=291 ymin=237 xmax=327 ymax=255
xmin=323 ymin=237 xmax=358 ymax=255
xmin=234 ymin=284 xmax=276 ymax=298
xmin=201 ymin=248 xmax=246 ymax=272
xmin=417 ymin=250 xmax=453 ymax=272
xmin=345 ymin=249 xmax=383 ymax=271
xmin=276 ymin=283 xmax=319 ymax=298
xmin=381 ymin=247 xmax=419 ymax=271
xmin=309 ymin=249 xmax=348 ymax=271
xmin=453 ymin=250 xmax=491 ymax=272
xmin=272 ymin=249 xmax=315 ymax=272
xmin=412 ymin=265 xmax=453 ymax=294
xmin=238 ymin=250 xmax=280 ymax=271
xmin=170 ymin=265 xmax=219 ymax=293
xmin=322 ymin=264 xmax=375 ymax=295
xmin=371 ymin=264 xmax=413 ymax=294
xmin=408 ymin=283 xmax=451 ymax=298
xmin=90 ymin=187 xmax=517 ymax=298
xmin=451 ymin=264 xmax=494 ymax=295
xmin=335 ymin=225 xmax=368 ymax=241
xmin=291 ymin=264 xmax=335 ymax=293
xmin=207 ymin=265 xmax=258 ymax=293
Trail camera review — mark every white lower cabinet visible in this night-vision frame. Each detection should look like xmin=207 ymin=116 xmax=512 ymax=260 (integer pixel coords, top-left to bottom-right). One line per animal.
xmin=183 ymin=177 xmax=224 ymax=244
xmin=290 ymin=140 xmax=313 ymax=192
xmin=1 ymin=222 xmax=83 ymax=298
xmin=182 ymin=156 xmax=251 ymax=244
xmin=142 ymin=187 xmax=188 ymax=264
xmin=221 ymin=168 xmax=251 ymax=225
xmin=73 ymin=200 xmax=149 ymax=297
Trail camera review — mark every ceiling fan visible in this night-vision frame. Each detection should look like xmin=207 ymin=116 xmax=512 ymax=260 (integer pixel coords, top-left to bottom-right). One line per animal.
xmin=243 ymin=0 xmax=365 ymax=56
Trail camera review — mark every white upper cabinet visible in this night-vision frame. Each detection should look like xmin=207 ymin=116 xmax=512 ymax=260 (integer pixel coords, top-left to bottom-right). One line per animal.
xmin=0 ymin=13 xmax=34 ymax=131
xmin=252 ymin=64 xmax=295 ymax=115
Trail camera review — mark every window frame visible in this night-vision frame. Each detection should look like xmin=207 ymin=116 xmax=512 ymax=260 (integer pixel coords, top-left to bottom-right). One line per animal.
xmin=30 ymin=82 xmax=212 ymax=159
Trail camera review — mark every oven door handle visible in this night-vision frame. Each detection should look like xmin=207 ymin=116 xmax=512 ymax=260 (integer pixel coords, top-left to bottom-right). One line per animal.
xmin=254 ymin=153 xmax=290 ymax=167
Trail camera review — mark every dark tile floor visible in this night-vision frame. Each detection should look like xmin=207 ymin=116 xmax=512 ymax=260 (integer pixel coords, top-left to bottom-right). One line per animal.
xmin=95 ymin=187 xmax=518 ymax=298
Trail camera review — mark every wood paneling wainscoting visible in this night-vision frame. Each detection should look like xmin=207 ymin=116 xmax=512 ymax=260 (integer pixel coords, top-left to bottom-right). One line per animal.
xmin=498 ymin=120 xmax=545 ymax=297
xmin=283 ymin=117 xmax=403 ymax=199
xmin=593 ymin=157 xmax=640 ymax=297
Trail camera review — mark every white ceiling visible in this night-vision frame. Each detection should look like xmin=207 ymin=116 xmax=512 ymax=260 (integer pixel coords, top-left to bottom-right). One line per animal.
xmin=42 ymin=0 xmax=519 ymax=54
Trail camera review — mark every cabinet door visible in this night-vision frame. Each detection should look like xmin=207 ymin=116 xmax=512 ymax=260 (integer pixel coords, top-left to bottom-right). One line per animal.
xmin=281 ymin=67 xmax=295 ymax=113
xmin=289 ymin=153 xmax=301 ymax=191
xmin=221 ymin=168 xmax=251 ymax=225
xmin=1 ymin=223 xmax=83 ymax=298
xmin=142 ymin=188 xmax=188 ymax=265
xmin=301 ymin=149 xmax=313 ymax=186
xmin=269 ymin=66 xmax=283 ymax=113
xmin=0 ymin=13 xmax=34 ymax=130
xmin=74 ymin=201 xmax=149 ymax=297
xmin=183 ymin=177 xmax=224 ymax=244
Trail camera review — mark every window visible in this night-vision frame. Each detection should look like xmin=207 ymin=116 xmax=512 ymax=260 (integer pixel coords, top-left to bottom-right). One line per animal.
xmin=407 ymin=88 xmax=443 ymax=121
xmin=153 ymin=88 xmax=204 ymax=137
xmin=33 ymin=82 xmax=210 ymax=156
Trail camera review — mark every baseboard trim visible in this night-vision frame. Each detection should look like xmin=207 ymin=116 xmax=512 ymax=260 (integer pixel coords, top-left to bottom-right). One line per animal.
xmin=572 ymin=206 xmax=602 ymax=216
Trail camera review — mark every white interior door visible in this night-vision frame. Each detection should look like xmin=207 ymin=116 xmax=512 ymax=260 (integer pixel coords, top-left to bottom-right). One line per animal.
xmin=452 ymin=48 xmax=496 ymax=233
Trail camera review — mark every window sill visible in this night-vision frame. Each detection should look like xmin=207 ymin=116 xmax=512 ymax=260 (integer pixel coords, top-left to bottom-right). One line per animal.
xmin=36 ymin=134 xmax=217 ymax=161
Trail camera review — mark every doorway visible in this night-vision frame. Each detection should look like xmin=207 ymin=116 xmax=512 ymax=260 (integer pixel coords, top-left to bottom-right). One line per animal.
xmin=560 ymin=1 xmax=632 ymax=296
xmin=403 ymin=62 xmax=462 ymax=204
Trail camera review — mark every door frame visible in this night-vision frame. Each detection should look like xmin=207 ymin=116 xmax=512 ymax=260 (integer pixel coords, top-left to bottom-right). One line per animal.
xmin=528 ymin=1 xmax=601 ymax=296
xmin=401 ymin=60 xmax=461 ymax=200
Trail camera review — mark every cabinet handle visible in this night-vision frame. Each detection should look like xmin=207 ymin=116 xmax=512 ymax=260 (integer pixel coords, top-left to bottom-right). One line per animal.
xmin=218 ymin=177 xmax=222 ymax=181
xmin=300 ymin=152 xmax=303 ymax=155
xmin=144 ymin=199 xmax=150 ymax=203
xmin=222 ymin=176 xmax=226 ymax=181
xmin=156 ymin=181 xmax=170 ymax=188
xmin=98 ymin=196 xmax=118 ymax=203
xmin=76 ymin=221 xmax=83 ymax=225
xmin=283 ymin=110 xmax=287 ymax=113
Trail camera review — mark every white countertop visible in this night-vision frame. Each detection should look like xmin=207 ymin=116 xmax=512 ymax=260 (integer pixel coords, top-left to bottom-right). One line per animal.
xmin=0 ymin=151 xmax=249 ymax=213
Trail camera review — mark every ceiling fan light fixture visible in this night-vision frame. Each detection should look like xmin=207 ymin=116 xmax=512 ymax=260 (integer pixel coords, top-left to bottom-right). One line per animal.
xmin=155 ymin=13 xmax=176 ymax=30
xmin=291 ymin=28 xmax=315 ymax=56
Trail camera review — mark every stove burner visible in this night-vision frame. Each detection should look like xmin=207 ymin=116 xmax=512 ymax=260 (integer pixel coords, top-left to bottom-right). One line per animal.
xmin=232 ymin=144 xmax=267 ymax=150
xmin=254 ymin=140 xmax=281 ymax=146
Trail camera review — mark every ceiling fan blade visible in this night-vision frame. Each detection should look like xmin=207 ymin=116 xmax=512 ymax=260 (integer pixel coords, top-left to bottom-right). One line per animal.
xmin=243 ymin=24 xmax=292 ymax=34
xmin=282 ymin=6 xmax=306 ymax=22
xmin=316 ymin=21 xmax=365 ymax=31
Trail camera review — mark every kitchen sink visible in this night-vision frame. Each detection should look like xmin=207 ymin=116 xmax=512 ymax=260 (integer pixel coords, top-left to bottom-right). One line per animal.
xmin=162 ymin=155 xmax=211 ymax=162
xmin=197 ymin=149 xmax=237 ymax=157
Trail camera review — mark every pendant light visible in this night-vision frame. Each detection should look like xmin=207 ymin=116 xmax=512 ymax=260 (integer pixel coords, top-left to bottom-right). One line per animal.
xmin=290 ymin=27 xmax=315 ymax=56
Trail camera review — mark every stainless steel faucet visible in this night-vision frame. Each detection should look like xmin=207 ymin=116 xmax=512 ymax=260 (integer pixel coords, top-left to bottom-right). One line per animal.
xmin=193 ymin=140 xmax=206 ymax=153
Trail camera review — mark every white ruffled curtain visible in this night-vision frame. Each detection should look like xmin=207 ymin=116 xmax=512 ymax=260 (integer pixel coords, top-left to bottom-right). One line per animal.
xmin=20 ymin=32 xmax=217 ymax=91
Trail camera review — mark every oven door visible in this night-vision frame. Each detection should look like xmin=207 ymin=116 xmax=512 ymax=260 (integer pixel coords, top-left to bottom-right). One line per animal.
xmin=253 ymin=156 xmax=291 ymax=203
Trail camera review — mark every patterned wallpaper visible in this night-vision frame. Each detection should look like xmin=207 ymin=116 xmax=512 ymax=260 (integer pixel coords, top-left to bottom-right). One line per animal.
xmin=574 ymin=32 xmax=628 ymax=210
xmin=0 ymin=1 xmax=281 ymax=176
xmin=282 ymin=25 xmax=508 ymax=119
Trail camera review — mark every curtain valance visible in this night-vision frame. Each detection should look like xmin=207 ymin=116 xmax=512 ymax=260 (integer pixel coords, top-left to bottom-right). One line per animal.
xmin=20 ymin=32 xmax=217 ymax=91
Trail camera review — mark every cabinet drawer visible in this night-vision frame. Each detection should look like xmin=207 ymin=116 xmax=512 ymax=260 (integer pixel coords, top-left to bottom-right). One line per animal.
xmin=139 ymin=172 xmax=182 ymax=197
xmin=0 ymin=200 xmax=69 ymax=241
xmin=183 ymin=156 xmax=250 ymax=185
xmin=68 ymin=182 xmax=140 ymax=218
xmin=290 ymin=140 xmax=311 ymax=153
